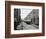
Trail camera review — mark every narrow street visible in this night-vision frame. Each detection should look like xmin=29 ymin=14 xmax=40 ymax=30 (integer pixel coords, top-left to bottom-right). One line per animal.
xmin=17 ymin=22 xmax=38 ymax=30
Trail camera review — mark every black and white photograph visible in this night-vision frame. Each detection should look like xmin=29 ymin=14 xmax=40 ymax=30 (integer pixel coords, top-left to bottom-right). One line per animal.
xmin=14 ymin=8 xmax=39 ymax=30
xmin=5 ymin=1 xmax=45 ymax=38
xmin=11 ymin=5 xmax=42 ymax=34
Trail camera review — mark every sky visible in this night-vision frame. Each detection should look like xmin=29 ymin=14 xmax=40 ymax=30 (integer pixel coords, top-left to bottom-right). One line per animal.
xmin=21 ymin=9 xmax=32 ymax=20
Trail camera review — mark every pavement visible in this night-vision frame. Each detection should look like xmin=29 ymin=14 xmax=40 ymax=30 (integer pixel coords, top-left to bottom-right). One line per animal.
xmin=17 ymin=22 xmax=39 ymax=30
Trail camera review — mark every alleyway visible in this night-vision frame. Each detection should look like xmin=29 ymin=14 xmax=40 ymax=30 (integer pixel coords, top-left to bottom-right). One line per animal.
xmin=17 ymin=22 xmax=39 ymax=30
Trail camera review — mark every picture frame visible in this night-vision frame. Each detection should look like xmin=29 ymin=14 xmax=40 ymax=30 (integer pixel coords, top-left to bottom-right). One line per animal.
xmin=5 ymin=1 xmax=45 ymax=38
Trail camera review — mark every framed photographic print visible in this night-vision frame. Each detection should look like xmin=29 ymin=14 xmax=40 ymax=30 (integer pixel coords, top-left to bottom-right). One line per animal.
xmin=5 ymin=1 xmax=45 ymax=38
